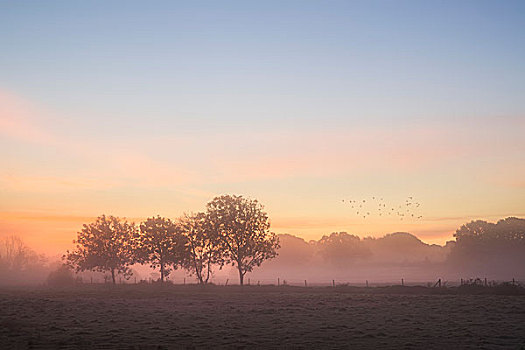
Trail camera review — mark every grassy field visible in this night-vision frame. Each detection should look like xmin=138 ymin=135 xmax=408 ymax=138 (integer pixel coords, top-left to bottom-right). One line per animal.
xmin=1 ymin=285 xmax=525 ymax=349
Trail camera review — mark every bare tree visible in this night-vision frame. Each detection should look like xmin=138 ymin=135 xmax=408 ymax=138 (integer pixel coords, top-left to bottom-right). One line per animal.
xmin=0 ymin=235 xmax=45 ymax=272
xmin=134 ymin=216 xmax=187 ymax=282
xmin=64 ymin=215 xmax=136 ymax=284
xmin=179 ymin=212 xmax=224 ymax=284
xmin=206 ymin=195 xmax=280 ymax=285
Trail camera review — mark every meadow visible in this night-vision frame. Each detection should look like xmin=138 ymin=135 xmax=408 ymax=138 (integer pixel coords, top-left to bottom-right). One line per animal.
xmin=1 ymin=285 xmax=525 ymax=349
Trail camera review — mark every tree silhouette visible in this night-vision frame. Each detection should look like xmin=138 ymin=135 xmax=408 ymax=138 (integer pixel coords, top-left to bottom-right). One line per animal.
xmin=206 ymin=195 xmax=280 ymax=285
xmin=454 ymin=218 xmax=525 ymax=244
xmin=134 ymin=216 xmax=187 ymax=282
xmin=64 ymin=215 xmax=136 ymax=284
xmin=450 ymin=217 xmax=525 ymax=275
xmin=454 ymin=220 xmax=496 ymax=243
xmin=0 ymin=235 xmax=46 ymax=285
xmin=493 ymin=217 xmax=525 ymax=241
xmin=179 ymin=212 xmax=224 ymax=284
xmin=317 ymin=232 xmax=370 ymax=267
xmin=0 ymin=235 xmax=43 ymax=271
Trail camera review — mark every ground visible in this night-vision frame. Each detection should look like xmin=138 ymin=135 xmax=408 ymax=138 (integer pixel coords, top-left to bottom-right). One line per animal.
xmin=1 ymin=285 xmax=525 ymax=349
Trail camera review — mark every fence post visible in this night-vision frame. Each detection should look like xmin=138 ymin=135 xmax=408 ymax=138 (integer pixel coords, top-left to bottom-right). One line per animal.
xmin=278 ymin=278 xmax=280 ymax=286
xmin=332 ymin=279 xmax=335 ymax=287
xmin=401 ymin=278 xmax=404 ymax=286
xmin=258 ymin=280 xmax=260 ymax=286
xmin=225 ymin=279 xmax=229 ymax=286
xmin=248 ymin=278 xmax=250 ymax=285
xmin=304 ymin=280 xmax=307 ymax=287
xmin=366 ymin=280 xmax=368 ymax=288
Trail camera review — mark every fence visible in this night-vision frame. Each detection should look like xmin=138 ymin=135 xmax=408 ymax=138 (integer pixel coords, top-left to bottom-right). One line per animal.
xmin=72 ymin=275 xmax=523 ymax=288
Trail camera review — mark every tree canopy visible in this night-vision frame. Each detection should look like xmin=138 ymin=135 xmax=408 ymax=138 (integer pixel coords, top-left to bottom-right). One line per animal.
xmin=206 ymin=195 xmax=280 ymax=285
xmin=64 ymin=215 xmax=136 ymax=284
xmin=450 ymin=217 xmax=525 ymax=274
xmin=317 ymin=232 xmax=371 ymax=267
xmin=179 ymin=212 xmax=224 ymax=284
xmin=134 ymin=216 xmax=187 ymax=282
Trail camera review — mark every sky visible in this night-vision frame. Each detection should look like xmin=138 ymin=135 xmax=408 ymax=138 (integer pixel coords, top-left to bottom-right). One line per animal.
xmin=1 ymin=0 xmax=525 ymax=255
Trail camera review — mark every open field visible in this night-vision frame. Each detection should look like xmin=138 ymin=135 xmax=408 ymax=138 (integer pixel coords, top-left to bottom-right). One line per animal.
xmin=1 ymin=285 xmax=525 ymax=349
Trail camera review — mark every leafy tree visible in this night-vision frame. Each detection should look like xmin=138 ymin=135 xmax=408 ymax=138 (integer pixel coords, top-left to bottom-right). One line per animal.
xmin=64 ymin=215 xmax=136 ymax=284
xmin=494 ymin=217 xmax=525 ymax=241
xmin=449 ymin=217 xmax=525 ymax=275
xmin=454 ymin=218 xmax=525 ymax=243
xmin=135 ymin=216 xmax=187 ymax=282
xmin=179 ymin=212 xmax=224 ymax=284
xmin=453 ymin=220 xmax=496 ymax=243
xmin=47 ymin=265 xmax=75 ymax=287
xmin=206 ymin=195 xmax=280 ymax=285
xmin=317 ymin=232 xmax=370 ymax=267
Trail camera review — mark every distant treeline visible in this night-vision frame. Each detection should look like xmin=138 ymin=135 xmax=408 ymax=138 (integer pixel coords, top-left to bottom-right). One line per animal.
xmin=2 ymin=194 xmax=524 ymax=285
xmin=448 ymin=217 xmax=525 ymax=276
xmin=256 ymin=217 xmax=525 ymax=283
xmin=0 ymin=235 xmax=49 ymax=285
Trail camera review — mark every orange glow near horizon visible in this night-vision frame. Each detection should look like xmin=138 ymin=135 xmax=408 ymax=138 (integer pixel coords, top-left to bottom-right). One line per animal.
xmin=2 ymin=209 xmax=525 ymax=256
xmin=1 ymin=89 xmax=524 ymax=257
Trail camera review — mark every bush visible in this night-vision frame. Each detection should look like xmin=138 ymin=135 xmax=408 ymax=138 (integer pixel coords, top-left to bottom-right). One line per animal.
xmin=46 ymin=265 xmax=75 ymax=287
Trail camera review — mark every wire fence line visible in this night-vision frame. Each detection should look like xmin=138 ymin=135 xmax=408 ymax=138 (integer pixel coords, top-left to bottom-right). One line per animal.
xmin=70 ymin=275 xmax=523 ymax=288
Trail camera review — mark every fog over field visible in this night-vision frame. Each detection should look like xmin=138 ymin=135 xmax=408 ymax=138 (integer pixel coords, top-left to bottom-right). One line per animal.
xmin=2 ymin=217 xmax=524 ymax=287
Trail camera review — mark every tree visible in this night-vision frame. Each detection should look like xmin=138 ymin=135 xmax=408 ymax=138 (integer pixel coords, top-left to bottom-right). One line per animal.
xmin=206 ymin=195 xmax=280 ymax=285
xmin=449 ymin=217 xmax=525 ymax=276
xmin=494 ymin=217 xmax=525 ymax=241
xmin=0 ymin=235 xmax=44 ymax=272
xmin=453 ymin=220 xmax=496 ymax=243
xmin=135 ymin=216 xmax=187 ymax=282
xmin=317 ymin=232 xmax=370 ymax=267
xmin=179 ymin=212 xmax=224 ymax=284
xmin=454 ymin=218 xmax=525 ymax=243
xmin=64 ymin=215 xmax=136 ymax=284
xmin=47 ymin=265 xmax=75 ymax=287
xmin=0 ymin=235 xmax=47 ymax=285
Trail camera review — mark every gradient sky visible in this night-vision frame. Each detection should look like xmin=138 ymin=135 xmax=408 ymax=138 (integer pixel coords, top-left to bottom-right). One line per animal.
xmin=1 ymin=1 xmax=525 ymax=255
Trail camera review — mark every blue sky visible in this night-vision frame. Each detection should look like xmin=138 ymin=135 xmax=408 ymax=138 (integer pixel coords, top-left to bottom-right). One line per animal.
xmin=2 ymin=0 xmax=524 ymax=131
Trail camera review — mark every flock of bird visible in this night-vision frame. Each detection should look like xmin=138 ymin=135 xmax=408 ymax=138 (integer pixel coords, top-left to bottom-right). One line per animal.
xmin=341 ymin=196 xmax=423 ymax=220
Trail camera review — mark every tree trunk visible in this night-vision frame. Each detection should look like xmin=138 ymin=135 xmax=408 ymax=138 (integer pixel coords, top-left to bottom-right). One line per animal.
xmin=193 ymin=256 xmax=203 ymax=284
xmin=238 ymin=266 xmax=244 ymax=286
xmin=204 ymin=261 xmax=211 ymax=285
xmin=160 ymin=262 xmax=165 ymax=282
xmin=196 ymin=263 xmax=203 ymax=284
xmin=111 ymin=268 xmax=116 ymax=284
